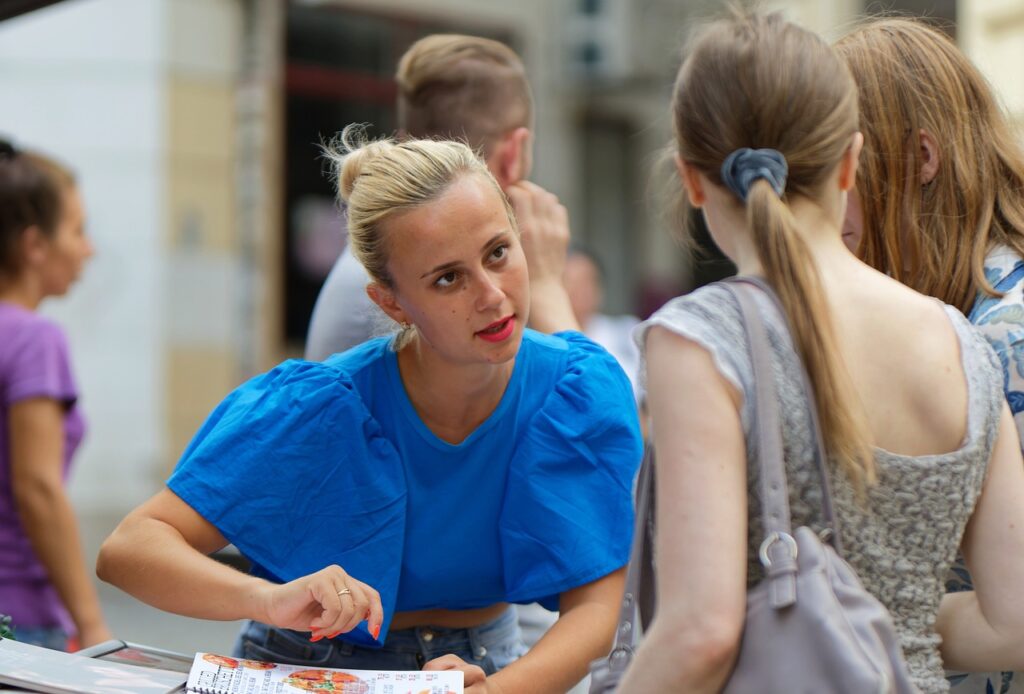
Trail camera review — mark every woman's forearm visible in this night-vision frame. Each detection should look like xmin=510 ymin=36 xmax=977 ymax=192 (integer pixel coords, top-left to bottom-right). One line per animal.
xmin=937 ymin=591 xmax=1024 ymax=671
xmin=489 ymin=597 xmax=616 ymax=694
xmin=617 ymin=618 xmax=738 ymax=693
xmin=15 ymin=482 xmax=106 ymax=635
xmin=97 ymin=513 xmax=271 ymax=622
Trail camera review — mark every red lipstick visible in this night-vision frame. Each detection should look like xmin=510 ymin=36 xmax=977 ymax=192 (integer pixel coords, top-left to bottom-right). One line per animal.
xmin=476 ymin=315 xmax=516 ymax=343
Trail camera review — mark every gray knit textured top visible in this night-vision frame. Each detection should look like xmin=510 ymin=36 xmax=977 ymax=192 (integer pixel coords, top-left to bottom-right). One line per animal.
xmin=638 ymin=283 xmax=1005 ymax=694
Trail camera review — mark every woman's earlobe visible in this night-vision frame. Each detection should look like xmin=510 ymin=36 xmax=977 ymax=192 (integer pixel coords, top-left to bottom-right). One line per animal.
xmin=919 ymin=129 xmax=940 ymax=185
xmin=19 ymin=225 xmax=48 ymax=267
xmin=839 ymin=132 xmax=864 ymax=192
xmin=366 ymin=283 xmax=406 ymax=325
xmin=675 ymin=154 xmax=705 ymax=207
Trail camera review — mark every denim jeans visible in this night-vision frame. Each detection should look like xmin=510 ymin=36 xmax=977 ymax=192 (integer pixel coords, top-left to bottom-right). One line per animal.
xmin=12 ymin=626 xmax=68 ymax=651
xmin=233 ymin=607 xmax=527 ymax=674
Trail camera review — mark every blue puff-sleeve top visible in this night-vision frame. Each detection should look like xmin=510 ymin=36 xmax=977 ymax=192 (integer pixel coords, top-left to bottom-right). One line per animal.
xmin=167 ymin=329 xmax=642 ymax=648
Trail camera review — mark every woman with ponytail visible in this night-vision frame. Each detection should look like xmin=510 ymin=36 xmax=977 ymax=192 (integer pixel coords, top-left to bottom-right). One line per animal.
xmin=619 ymin=11 xmax=1024 ymax=693
xmin=98 ymin=131 xmax=641 ymax=693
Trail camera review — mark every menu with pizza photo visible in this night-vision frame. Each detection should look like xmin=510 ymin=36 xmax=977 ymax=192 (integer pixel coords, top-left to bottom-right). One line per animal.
xmin=186 ymin=652 xmax=463 ymax=694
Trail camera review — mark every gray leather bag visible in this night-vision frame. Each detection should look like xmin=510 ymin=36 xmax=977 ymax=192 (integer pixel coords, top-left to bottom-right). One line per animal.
xmin=589 ymin=278 xmax=919 ymax=694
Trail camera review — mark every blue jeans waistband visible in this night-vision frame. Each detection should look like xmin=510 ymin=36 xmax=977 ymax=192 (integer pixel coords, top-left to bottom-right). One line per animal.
xmin=234 ymin=606 xmax=527 ymax=674
xmin=338 ymin=606 xmax=519 ymax=655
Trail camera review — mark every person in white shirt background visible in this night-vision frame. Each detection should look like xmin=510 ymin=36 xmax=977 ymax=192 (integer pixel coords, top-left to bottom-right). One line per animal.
xmin=563 ymin=247 xmax=645 ymax=420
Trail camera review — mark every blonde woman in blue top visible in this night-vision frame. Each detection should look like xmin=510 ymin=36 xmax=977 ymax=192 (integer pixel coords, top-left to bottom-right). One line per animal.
xmin=97 ymin=130 xmax=642 ymax=694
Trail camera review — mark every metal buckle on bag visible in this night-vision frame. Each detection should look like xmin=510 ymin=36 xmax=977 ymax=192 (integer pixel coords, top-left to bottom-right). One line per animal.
xmin=758 ymin=531 xmax=798 ymax=568
xmin=608 ymin=646 xmax=634 ymax=671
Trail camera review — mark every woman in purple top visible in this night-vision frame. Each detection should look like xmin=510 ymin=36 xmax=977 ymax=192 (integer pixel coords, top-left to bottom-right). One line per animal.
xmin=0 ymin=140 xmax=108 ymax=650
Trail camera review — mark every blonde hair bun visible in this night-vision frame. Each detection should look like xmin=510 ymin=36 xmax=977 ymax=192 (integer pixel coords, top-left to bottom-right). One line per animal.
xmin=326 ymin=125 xmax=398 ymax=203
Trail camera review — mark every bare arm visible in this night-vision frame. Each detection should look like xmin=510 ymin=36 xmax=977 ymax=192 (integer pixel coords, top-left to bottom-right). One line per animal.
xmin=936 ymin=403 xmax=1024 ymax=670
xmin=425 ymin=569 xmax=625 ymax=694
xmin=9 ymin=398 xmax=111 ymax=647
xmin=97 ymin=488 xmax=384 ymax=640
xmin=506 ymin=181 xmax=581 ymax=334
xmin=97 ymin=488 xmax=257 ymax=619
xmin=618 ymin=327 xmax=748 ymax=693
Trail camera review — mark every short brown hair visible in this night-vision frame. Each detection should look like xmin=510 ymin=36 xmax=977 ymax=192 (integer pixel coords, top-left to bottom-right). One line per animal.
xmin=396 ymin=34 xmax=532 ymax=158
xmin=0 ymin=142 xmax=76 ymax=276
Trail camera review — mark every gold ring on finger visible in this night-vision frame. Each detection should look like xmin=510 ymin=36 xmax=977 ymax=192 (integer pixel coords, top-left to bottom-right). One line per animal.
xmin=337 ymin=588 xmax=352 ymax=597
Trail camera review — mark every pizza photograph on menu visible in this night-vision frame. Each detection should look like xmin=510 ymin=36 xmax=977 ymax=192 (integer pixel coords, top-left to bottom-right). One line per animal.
xmin=284 ymin=668 xmax=370 ymax=692
xmin=241 ymin=659 xmax=277 ymax=670
xmin=201 ymin=653 xmax=239 ymax=669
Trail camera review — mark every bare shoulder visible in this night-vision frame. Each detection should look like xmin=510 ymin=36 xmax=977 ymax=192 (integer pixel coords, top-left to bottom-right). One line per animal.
xmin=832 ymin=264 xmax=969 ymax=454
xmin=839 ymin=266 xmax=953 ymax=337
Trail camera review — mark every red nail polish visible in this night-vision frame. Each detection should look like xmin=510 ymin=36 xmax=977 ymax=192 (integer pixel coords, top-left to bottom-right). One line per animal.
xmin=327 ymin=632 xmax=341 ymax=639
xmin=310 ymin=635 xmax=323 ymax=643
xmin=371 ymin=624 xmax=381 ymax=640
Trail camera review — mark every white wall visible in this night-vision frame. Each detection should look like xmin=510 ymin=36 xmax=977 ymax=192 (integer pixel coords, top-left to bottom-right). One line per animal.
xmin=0 ymin=0 xmax=168 ymax=512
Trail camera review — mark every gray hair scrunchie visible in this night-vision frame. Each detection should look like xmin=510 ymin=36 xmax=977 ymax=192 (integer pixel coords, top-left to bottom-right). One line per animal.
xmin=720 ymin=148 xmax=788 ymax=201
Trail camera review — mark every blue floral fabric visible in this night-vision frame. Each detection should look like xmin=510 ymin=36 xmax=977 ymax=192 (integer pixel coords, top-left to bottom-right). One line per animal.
xmin=948 ymin=246 xmax=1024 ymax=694
xmin=967 ymin=247 xmax=1024 ymax=442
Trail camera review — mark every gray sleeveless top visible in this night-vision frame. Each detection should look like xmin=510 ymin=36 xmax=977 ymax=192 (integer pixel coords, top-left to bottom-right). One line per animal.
xmin=638 ymin=283 xmax=1005 ymax=694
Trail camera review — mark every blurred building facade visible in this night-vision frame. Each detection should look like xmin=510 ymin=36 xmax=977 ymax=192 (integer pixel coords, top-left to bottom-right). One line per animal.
xmin=0 ymin=0 xmax=1018 ymax=514
xmin=961 ymin=0 xmax=1024 ymax=130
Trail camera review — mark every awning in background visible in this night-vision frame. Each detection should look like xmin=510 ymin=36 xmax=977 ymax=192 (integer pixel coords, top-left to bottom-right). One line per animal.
xmin=0 ymin=0 xmax=67 ymax=23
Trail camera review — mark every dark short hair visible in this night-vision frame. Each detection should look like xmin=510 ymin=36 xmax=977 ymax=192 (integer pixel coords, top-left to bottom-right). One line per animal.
xmin=0 ymin=140 xmax=76 ymax=276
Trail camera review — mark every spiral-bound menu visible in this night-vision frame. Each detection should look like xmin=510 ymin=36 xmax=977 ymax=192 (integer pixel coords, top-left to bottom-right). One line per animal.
xmin=186 ymin=652 xmax=463 ymax=694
